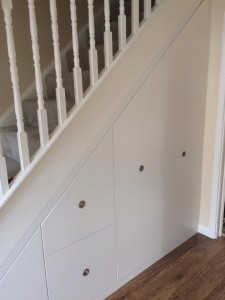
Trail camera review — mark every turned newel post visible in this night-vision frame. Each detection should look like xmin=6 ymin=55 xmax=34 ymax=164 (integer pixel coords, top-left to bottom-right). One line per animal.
xmin=118 ymin=0 xmax=126 ymax=50
xmin=87 ymin=0 xmax=98 ymax=86
xmin=49 ymin=0 xmax=67 ymax=125
xmin=1 ymin=0 xmax=30 ymax=171
xmin=28 ymin=0 xmax=49 ymax=147
xmin=70 ymin=0 xmax=83 ymax=106
xmin=104 ymin=0 xmax=113 ymax=68
xmin=0 ymin=141 xmax=8 ymax=200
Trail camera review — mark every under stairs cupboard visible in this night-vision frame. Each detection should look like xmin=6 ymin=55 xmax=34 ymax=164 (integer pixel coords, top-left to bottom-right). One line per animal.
xmin=0 ymin=1 xmax=209 ymax=299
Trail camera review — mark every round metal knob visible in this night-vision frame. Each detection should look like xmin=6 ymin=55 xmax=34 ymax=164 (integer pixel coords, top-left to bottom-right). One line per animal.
xmin=79 ymin=200 xmax=86 ymax=209
xmin=83 ymin=269 xmax=90 ymax=277
xmin=182 ymin=151 xmax=186 ymax=157
xmin=139 ymin=165 xmax=144 ymax=172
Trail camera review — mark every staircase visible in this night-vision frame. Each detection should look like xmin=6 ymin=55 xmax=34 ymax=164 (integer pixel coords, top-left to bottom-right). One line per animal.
xmin=0 ymin=0 xmax=154 ymax=198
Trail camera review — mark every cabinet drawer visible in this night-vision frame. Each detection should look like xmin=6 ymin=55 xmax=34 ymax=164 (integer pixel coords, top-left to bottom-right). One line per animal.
xmin=45 ymin=225 xmax=117 ymax=300
xmin=42 ymin=131 xmax=115 ymax=257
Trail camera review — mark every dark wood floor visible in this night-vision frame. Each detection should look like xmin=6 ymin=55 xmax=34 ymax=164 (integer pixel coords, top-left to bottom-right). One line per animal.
xmin=106 ymin=234 xmax=225 ymax=300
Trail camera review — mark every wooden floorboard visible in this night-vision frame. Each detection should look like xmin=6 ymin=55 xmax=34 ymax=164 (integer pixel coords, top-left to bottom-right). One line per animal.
xmin=106 ymin=234 xmax=225 ymax=300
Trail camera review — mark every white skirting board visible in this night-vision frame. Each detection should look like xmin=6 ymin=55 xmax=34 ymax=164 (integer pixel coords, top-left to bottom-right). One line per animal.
xmin=198 ymin=224 xmax=216 ymax=239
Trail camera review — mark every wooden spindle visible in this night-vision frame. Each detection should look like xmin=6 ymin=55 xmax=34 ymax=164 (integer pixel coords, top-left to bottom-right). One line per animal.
xmin=1 ymin=0 xmax=30 ymax=171
xmin=104 ymin=0 xmax=113 ymax=68
xmin=131 ymin=0 xmax=139 ymax=34
xmin=28 ymin=0 xmax=49 ymax=147
xmin=70 ymin=0 xmax=83 ymax=106
xmin=49 ymin=0 xmax=67 ymax=125
xmin=118 ymin=0 xmax=126 ymax=50
xmin=0 ymin=142 xmax=9 ymax=200
xmin=144 ymin=0 xmax=151 ymax=19
xmin=88 ymin=0 xmax=98 ymax=86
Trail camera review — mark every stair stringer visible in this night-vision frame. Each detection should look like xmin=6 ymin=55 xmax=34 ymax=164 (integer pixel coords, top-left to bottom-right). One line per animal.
xmin=0 ymin=0 xmax=204 ymax=280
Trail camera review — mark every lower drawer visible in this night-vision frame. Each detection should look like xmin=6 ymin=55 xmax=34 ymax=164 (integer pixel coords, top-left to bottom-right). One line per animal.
xmin=45 ymin=225 xmax=117 ymax=300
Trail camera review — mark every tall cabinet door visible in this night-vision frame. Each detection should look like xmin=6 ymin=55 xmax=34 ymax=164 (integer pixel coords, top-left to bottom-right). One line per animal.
xmin=114 ymin=58 xmax=166 ymax=280
xmin=164 ymin=1 xmax=209 ymax=249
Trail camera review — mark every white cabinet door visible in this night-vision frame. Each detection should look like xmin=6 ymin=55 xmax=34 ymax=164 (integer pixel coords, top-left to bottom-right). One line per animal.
xmin=164 ymin=2 xmax=209 ymax=249
xmin=46 ymin=225 xmax=117 ymax=300
xmin=42 ymin=131 xmax=115 ymax=257
xmin=0 ymin=229 xmax=48 ymax=300
xmin=114 ymin=58 xmax=166 ymax=280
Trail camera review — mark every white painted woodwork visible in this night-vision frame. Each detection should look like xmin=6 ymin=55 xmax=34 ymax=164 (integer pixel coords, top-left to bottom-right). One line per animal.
xmin=49 ymin=0 xmax=67 ymax=125
xmin=104 ymin=0 xmax=113 ymax=68
xmin=131 ymin=0 xmax=139 ymax=34
xmin=0 ymin=142 xmax=8 ymax=200
xmin=45 ymin=226 xmax=117 ymax=300
xmin=0 ymin=229 xmax=48 ymax=300
xmin=0 ymin=0 xmax=206 ymax=284
xmin=88 ymin=0 xmax=98 ymax=86
xmin=114 ymin=58 xmax=165 ymax=280
xmin=164 ymin=2 xmax=208 ymax=248
xmin=0 ymin=2 xmax=210 ymax=298
xmin=1 ymin=0 xmax=30 ymax=171
xmin=42 ymin=131 xmax=114 ymax=257
xmin=118 ymin=0 xmax=126 ymax=50
xmin=144 ymin=0 xmax=152 ymax=19
xmin=70 ymin=0 xmax=83 ymax=106
xmin=28 ymin=0 xmax=49 ymax=147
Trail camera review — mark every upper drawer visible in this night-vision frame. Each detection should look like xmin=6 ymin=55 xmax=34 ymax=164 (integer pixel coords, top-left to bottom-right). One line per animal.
xmin=42 ymin=131 xmax=115 ymax=257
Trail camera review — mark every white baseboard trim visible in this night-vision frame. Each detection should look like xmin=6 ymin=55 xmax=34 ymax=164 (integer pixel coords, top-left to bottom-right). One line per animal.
xmin=198 ymin=224 xmax=216 ymax=238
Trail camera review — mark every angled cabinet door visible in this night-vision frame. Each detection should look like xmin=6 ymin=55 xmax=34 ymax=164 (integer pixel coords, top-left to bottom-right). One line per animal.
xmin=164 ymin=1 xmax=209 ymax=249
xmin=42 ymin=131 xmax=115 ymax=257
xmin=0 ymin=229 xmax=48 ymax=300
xmin=114 ymin=58 xmax=166 ymax=280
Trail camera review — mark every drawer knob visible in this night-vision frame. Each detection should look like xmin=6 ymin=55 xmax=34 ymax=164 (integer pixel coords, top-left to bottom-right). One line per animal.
xmin=182 ymin=151 xmax=186 ymax=157
xmin=79 ymin=200 xmax=86 ymax=209
xmin=139 ymin=165 xmax=144 ymax=172
xmin=83 ymin=268 xmax=90 ymax=277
